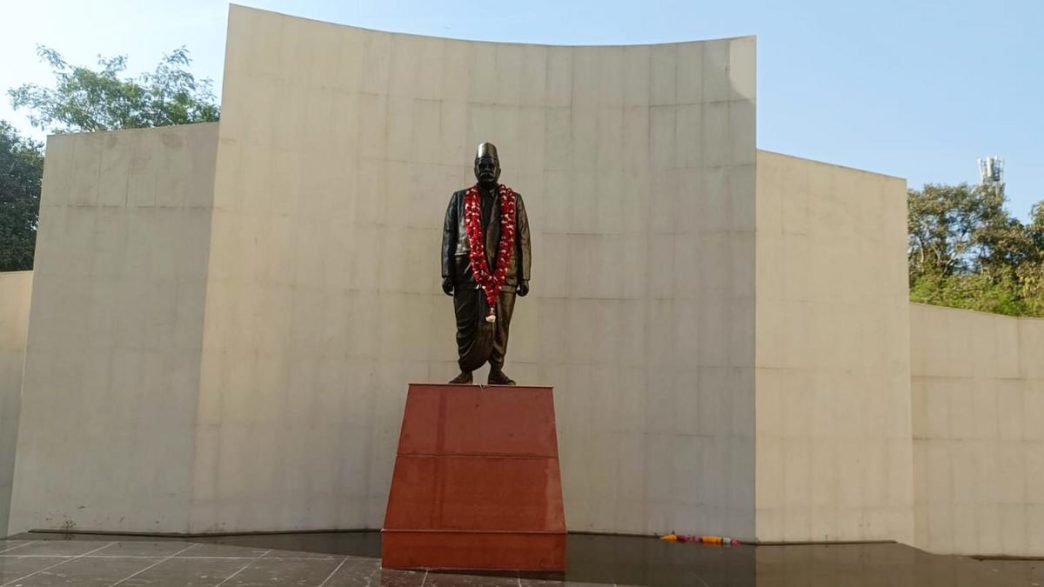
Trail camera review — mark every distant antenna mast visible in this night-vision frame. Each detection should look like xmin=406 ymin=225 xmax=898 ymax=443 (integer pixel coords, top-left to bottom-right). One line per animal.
xmin=978 ymin=156 xmax=1004 ymax=187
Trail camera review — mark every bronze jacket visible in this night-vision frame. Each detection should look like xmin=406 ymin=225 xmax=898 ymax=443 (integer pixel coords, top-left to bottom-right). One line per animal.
xmin=441 ymin=187 xmax=531 ymax=293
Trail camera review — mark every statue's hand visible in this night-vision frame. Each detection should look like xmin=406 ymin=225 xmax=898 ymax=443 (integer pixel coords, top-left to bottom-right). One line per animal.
xmin=442 ymin=277 xmax=454 ymax=296
xmin=517 ymin=280 xmax=529 ymax=297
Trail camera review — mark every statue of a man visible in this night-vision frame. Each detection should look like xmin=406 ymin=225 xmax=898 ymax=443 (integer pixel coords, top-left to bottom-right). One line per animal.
xmin=441 ymin=143 xmax=531 ymax=385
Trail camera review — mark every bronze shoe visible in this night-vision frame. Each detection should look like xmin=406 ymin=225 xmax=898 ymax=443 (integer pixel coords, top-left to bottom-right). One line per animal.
xmin=449 ymin=371 xmax=473 ymax=384
xmin=487 ymin=369 xmax=516 ymax=386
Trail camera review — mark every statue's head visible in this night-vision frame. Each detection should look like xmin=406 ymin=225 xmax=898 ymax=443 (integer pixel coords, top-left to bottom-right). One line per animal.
xmin=473 ymin=142 xmax=501 ymax=188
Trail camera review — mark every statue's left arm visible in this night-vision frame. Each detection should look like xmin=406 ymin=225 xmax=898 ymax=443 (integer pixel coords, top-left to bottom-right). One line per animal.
xmin=516 ymin=192 xmax=531 ymax=296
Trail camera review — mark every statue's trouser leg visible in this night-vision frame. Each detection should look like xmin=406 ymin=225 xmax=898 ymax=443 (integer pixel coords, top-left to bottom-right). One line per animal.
xmin=489 ymin=291 xmax=516 ymax=370
xmin=454 ymin=286 xmax=492 ymax=372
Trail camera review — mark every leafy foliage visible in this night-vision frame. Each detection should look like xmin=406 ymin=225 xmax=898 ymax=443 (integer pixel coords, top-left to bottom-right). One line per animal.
xmin=0 ymin=121 xmax=44 ymax=271
xmin=908 ymin=183 xmax=1044 ymax=317
xmin=2 ymin=46 xmax=216 ymax=271
xmin=8 ymin=45 xmax=219 ymax=133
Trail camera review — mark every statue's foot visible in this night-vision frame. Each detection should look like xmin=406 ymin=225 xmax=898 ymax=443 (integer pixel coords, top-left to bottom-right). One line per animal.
xmin=487 ymin=369 xmax=516 ymax=386
xmin=449 ymin=371 xmax=473 ymax=384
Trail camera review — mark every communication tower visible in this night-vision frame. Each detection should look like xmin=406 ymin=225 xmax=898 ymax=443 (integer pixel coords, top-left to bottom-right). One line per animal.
xmin=978 ymin=156 xmax=1004 ymax=187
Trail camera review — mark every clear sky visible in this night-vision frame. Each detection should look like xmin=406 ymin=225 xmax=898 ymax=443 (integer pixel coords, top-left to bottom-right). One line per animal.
xmin=2 ymin=0 xmax=1041 ymax=218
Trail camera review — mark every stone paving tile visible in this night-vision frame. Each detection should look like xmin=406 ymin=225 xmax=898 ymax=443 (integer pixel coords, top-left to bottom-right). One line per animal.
xmin=987 ymin=560 xmax=1044 ymax=585
xmin=0 ymin=541 xmax=36 ymax=555
xmin=372 ymin=567 xmax=427 ymax=586
xmin=322 ymin=561 xmax=427 ymax=587
xmin=219 ymin=555 xmax=345 ymax=586
xmin=4 ymin=537 xmax=1044 ymax=586
xmin=0 ymin=557 xmax=67 ymax=583
xmin=173 ymin=543 xmax=269 ymax=559
xmin=92 ymin=540 xmax=196 ymax=558
xmin=519 ymin=576 xmax=618 ymax=580
xmin=115 ymin=557 xmax=252 ymax=587
xmin=259 ymin=548 xmax=342 ymax=560
xmin=193 ymin=535 xmax=381 ymax=560
xmin=423 ymin=571 xmax=520 ymax=586
xmin=4 ymin=540 xmax=115 ymax=557
xmin=10 ymin=555 xmax=159 ymax=586
xmin=320 ymin=557 xmax=382 ymax=586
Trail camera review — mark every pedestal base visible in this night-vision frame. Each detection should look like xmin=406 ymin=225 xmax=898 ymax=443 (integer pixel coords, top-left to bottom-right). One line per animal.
xmin=382 ymin=384 xmax=566 ymax=571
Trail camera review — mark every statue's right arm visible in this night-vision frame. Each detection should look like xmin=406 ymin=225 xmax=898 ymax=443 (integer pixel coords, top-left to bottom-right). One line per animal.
xmin=441 ymin=193 xmax=457 ymax=294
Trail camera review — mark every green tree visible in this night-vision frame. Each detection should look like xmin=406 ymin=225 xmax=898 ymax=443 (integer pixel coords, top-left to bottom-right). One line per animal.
xmin=908 ymin=183 xmax=989 ymax=278
xmin=2 ymin=46 xmax=216 ymax=270
xmin=1017 ymin=203 xmax=1044 ymax=316
xmin=908 ymin=183 xmax=1044 ymax=317
xmin=9 ymin=45 xmax=219 ymax=133
xmin=0 ymin=121 xmax=44 ymax=271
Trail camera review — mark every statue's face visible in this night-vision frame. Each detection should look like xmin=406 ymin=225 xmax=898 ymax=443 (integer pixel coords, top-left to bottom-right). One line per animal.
xmin=474 ymin=155 xmax=500 ymax=186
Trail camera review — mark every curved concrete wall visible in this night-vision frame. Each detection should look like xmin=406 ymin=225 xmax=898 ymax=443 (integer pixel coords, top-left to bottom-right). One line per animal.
xmin=8 ymin=6 xmax=1043 ymax=557
xmin=191 ymin=6 xmax=757 ymax=536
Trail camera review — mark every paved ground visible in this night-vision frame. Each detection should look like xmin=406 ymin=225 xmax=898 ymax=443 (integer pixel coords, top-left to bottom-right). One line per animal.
xmin=0 ymin=533 xmax=1041 ymax=586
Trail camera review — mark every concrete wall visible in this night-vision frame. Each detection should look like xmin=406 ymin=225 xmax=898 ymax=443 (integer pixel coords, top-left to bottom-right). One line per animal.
xmin=754 ymin=152 xmax=913 ymax=543
xmin=911 ymin=303 xmax=1044 ymax=556
xmin=0 ymin=270 xmax=33 ymax=537
xmin=8 ymin=7 xmax=1043 ymax=556
xmin=190 ymin=6 xmax=757 ymax=536
xmin=6 ymin=124 xmax=218 ymax=535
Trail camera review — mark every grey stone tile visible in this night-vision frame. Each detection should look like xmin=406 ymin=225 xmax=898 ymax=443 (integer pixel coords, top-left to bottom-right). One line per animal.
xmin=96 ymin=540 xmax=196 ymax=557
xmin=219 ymin=556 xmax=344 ymax=586
xmin=425 ymin=571 xmax=520 ymax=586
xmin=321 ymin=557 xmax=382 ymax=586
xmin=0 ymin=557 xmax=67 ymax=582
xmin=259 ymin=548 xmax=341 ymax=560
xmin=8 ymin=534 xmax=1038 ymax=587
xmin=526 ymin=576 xmax=638 ymax=580
xmin=519 ymin=576 xmax=613 ymax=580
xmin=175 ymin=543 xmax=269 ymax=558
xmin=988 ymin=560 xmax=1044 ymax=584
xmin=0 ymin=540 xmax=35 ymax=554
xmin=13 ymin=555 xmax=161 ymax=586
xmin=115 ymin=557 xmax=251 ymax=586
xmin=7 ymin=540 xmax=115 ymax=557
xmin=323 ymin=561 xmax=425 ymax=587
xmin=373 ymin=568 xmax=426 ymax=586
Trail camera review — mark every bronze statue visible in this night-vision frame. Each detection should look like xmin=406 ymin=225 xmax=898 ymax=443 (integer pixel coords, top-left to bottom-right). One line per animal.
xmin=441 ymin=143 xmax=531 ymax=385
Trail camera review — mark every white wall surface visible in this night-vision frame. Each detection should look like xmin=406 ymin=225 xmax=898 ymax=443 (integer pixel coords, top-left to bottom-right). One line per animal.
xmin=190 ymin=6 xmax=757 ymax=537
xmin=0 ymin=270 xmax=32 ymax=537
xmin=6 ymin=124 xmax=218 ymax=535
xmin=8 ymin=8 xmax=1044 ymax=559
xmin=911 ymin=303 xmax=1044 ymax=556
xmin=755 ymin=152 xmax=914 ymax=543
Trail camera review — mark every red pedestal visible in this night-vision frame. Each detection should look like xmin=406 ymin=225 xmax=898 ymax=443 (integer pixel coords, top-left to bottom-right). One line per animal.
xmin=382 ymin=384 xmax=566 ymax=571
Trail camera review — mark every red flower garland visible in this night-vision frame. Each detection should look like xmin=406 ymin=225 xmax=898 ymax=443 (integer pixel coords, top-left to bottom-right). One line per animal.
xmin=463 ymin=184 xmax=517 ymax=323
